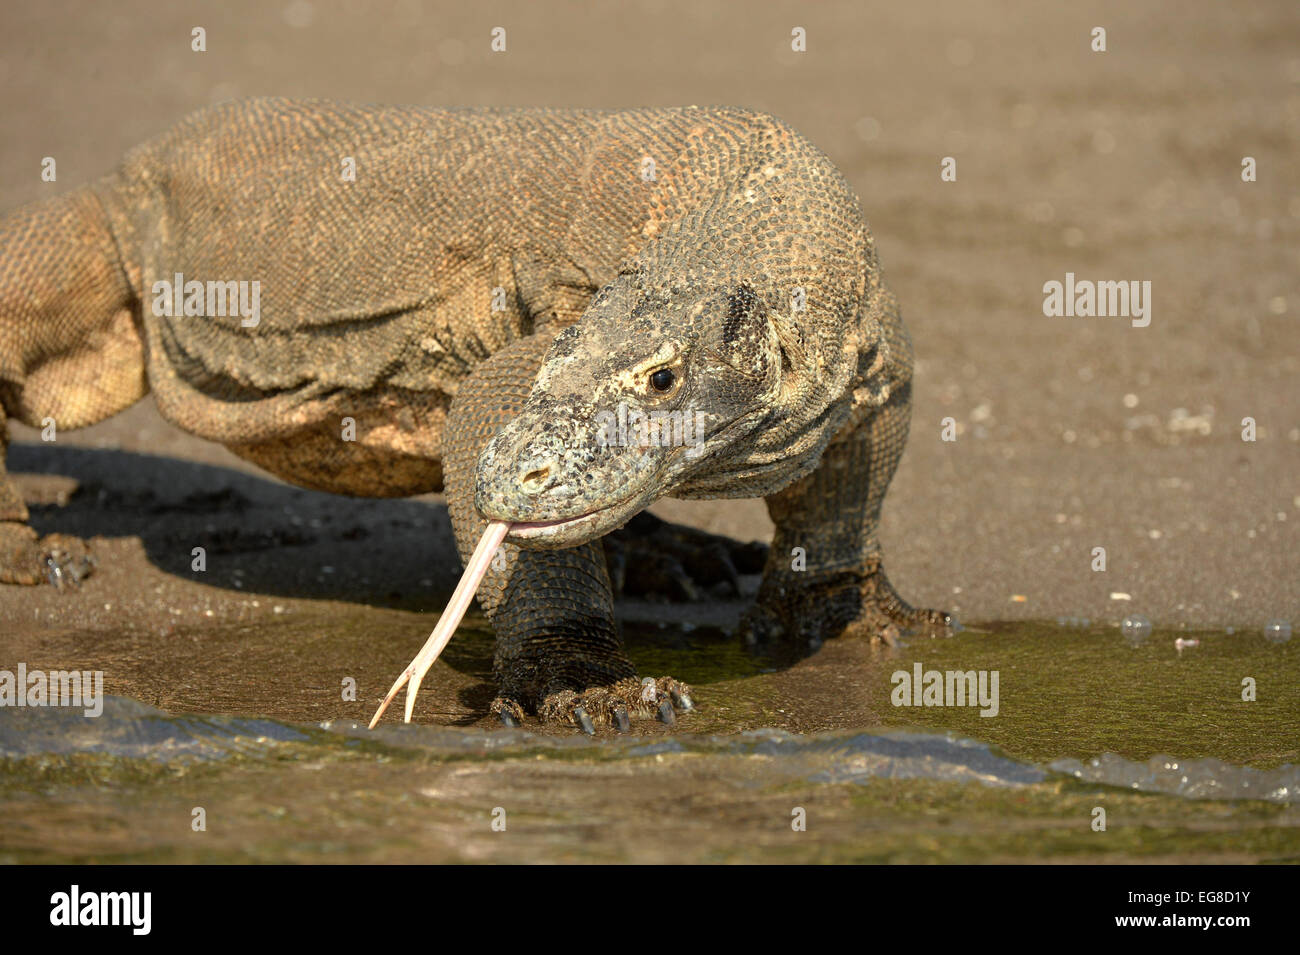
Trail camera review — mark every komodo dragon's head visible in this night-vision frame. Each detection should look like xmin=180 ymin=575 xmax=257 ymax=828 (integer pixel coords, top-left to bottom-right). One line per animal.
xmin=474 ymin=260 xmax=882 ymax=549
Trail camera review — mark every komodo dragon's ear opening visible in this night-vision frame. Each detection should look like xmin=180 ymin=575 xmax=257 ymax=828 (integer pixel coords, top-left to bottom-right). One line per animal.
xmin=712 ymin=283 xmax=768 ymax=358
xmin=722 ymin=283 xmax=761 ymax=345
xmin=710 ymin=281 xmax=800 ymax=403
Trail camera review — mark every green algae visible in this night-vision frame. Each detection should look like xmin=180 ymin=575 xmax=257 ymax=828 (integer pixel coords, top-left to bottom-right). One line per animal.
xmin=1 ymin=619 xmax=1296 ymax=863
xmin=865 ymin=622 xmax=1298 ymax=768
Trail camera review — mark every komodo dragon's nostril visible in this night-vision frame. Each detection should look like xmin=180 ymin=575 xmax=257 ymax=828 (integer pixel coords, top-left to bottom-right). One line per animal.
xmin=520 ymin=462 xmax=554 ymax=494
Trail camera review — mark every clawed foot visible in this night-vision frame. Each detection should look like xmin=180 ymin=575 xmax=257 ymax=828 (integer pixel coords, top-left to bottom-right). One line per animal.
xmin=0 ymin=522 xmax=96 ymax=588
xmin=492 ymin=675 xmax=694 ymax=735
xmin=740 ymin=561 xmax=951 ymax=652
xmin=604 ymin=512 xmax=766 ymax=601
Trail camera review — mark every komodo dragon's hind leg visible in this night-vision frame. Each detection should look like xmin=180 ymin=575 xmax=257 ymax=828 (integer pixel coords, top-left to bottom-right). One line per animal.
xmin=442 ymin=333 xmax=692 ymax=733
xmin=0 ymin=183 xmax=144 ymax=586
xmin=739 ymin=377 xmax=951 ymax=650
xmin=603 ymin=511 xmax=768 ymax=601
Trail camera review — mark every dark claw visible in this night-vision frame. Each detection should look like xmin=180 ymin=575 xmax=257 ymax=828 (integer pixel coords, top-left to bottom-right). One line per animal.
xmin=45 ymin=556 xmax=69 ymax=591
xmin=657 ymin=698 xmax=676 ymax=725
xmin=669 ymin=687 xmax=694 ymax=712
xmin=498 ymin=710 xmax=519 ymax=728
xmin=613 ymin=705 xmax=631 ymax=732
xmin=574 ymin=706 xmax=596 ymax=735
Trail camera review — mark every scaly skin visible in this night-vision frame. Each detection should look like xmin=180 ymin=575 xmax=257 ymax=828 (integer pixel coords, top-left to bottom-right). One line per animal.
xmin=0 ymin=98 xmax=948 ymax=730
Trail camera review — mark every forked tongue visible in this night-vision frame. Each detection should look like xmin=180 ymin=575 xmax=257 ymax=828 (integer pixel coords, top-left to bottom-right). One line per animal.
xmin=368 ymin=520 xmax=510 ymax=728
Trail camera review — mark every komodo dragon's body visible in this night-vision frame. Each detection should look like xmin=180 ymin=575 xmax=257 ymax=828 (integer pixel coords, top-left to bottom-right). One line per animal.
xmin=0 ymin=98 xmax=948 ymax=729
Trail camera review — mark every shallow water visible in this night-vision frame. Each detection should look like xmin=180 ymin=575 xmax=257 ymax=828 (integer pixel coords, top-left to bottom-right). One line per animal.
xmin=1 ymin=620 xmax=1296 ymax=863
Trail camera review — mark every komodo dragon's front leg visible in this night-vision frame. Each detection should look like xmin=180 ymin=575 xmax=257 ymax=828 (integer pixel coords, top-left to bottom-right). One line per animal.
xmin=441 ymin=333 xmax=691 ymax=731
xmin=740 ymin=378 xmax=951 ymax=650
xmin=741 ymin=293 xmax=951 ymax=649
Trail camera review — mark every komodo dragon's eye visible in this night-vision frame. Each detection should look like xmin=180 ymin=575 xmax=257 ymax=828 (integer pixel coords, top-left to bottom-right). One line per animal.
xmin=649 ymin=368 xmax=676 ymax=393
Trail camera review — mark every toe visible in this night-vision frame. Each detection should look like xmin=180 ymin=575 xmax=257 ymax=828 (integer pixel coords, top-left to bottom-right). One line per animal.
xmin=490 ymin=696 xmax=525 ymax=728
xmin=613 ymin=705 xmax=631 ymax=732
xmin=656 ymin=698 xmax=676 ymax=725
xmin=0 ymin=528 xmax=95 ymax=589
xmin=534 ymin=675 xmax=695 ymax=733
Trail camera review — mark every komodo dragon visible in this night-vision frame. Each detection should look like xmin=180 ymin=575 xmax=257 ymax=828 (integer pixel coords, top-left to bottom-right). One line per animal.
xmin=0 ymin=98 xmax=950 ymax=731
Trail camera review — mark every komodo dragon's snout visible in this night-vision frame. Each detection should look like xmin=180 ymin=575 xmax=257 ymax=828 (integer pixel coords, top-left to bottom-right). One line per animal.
xmin=474 ymin=274 xmax=785 ymax=549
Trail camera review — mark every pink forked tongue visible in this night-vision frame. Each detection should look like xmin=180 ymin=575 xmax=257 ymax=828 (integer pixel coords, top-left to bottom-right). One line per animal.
xmin=368 ymin=520 xmax=510 ymax=728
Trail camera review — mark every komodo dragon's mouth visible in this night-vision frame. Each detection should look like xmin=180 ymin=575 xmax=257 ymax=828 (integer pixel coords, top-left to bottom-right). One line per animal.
xmin=495 ymin=483 xmax=653 ymax=547
xmin=505 ymin=503 xmax=618 ymax=541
